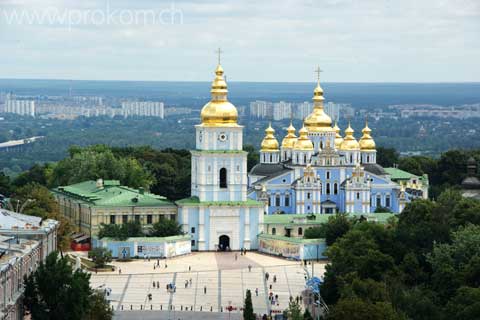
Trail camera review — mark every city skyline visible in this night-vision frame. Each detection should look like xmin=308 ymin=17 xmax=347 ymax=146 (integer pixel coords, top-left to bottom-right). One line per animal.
xmin=0 ymin=0 xmax=479 ymax=82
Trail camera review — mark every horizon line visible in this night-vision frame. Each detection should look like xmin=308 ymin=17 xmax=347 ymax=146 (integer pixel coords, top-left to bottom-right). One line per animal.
xmin=1 ymin=77 xmax=479 ymax=85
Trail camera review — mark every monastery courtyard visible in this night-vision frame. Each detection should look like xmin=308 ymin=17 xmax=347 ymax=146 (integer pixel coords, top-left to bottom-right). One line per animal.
xmin=88 ymin=252 xmax=327 ymax=317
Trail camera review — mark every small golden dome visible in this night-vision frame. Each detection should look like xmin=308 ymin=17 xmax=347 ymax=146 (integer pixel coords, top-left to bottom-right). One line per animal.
xmin=304 ymin=82 xmax=333 ymax=132
xmin=333 ymin=122 xmax=344 ymax=149
xmin=293 ymin=125 xmax=314 ymax=151
xmin=340 ymin=122 xmax=360 ymax=150
xmin=200 ymin=63 xmax=238 ymax=126
xmin=261 ymin=123 xmax=279 ymax=151
xmin=281 ymin=121 xmax=298 ymax=149
xmin=359 ymin=120 xmax=376 ymax=151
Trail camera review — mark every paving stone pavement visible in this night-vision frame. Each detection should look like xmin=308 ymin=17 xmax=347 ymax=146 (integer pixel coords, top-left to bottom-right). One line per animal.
xmin=88 ymin=252 xmax=326 ymax=316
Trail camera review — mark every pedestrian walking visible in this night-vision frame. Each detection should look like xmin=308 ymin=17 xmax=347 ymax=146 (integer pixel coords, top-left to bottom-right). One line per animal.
xmin=273 ymin=275 xmax=277 ymax=283
xmin=255 ymin=288 xmax=259 ymax=296
xmin=204 ymin=286 xmax=207 ymax=294
xmin=189 ymin=265 xmax=191 ymax=271
xmin=154 ymin=264 xmax=156 ymax=270
xmin=269 ymin=284 xmax=272 ymax=290
xmin=189 ymin=278 xmax=192 ymax=286
xmin=185 ymin=280 xmax=188 ymax=288
xmin=235 ymin=253 xmax=238 ymax=261
xmin=248 ymin=264 xmax=252 ymax=272
xmin=157 ymin=281 xmax=159 ymax=288
xmin=265 ymin=272 xmax=269 ymax=281
xmin=153 ymin=281 xmax=156 ymax=288
xmin=118 ymin=268 xmax=122 ymax=274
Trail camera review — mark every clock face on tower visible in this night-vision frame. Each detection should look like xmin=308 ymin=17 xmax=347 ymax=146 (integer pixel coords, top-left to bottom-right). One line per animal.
xmin=218 ymin=132 xmax=228 ymax=142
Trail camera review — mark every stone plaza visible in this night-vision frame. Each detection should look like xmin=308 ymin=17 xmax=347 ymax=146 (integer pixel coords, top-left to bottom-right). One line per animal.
xmin=88 ymin=252 xmax=326 ymax=317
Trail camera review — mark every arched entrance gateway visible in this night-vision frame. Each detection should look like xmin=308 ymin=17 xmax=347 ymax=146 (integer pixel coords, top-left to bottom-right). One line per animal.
xmin=218 ymin=235 xmax=230 ymax=251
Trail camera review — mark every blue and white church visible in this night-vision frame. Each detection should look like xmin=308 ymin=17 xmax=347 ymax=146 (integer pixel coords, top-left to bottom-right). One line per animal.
xmin=177 ymin=59 xmax=428 ymax=252
xmin=247 ymin=77 xmax=427 ymax=215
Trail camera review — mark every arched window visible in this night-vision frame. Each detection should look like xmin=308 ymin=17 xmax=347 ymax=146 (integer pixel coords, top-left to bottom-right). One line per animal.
xmin=219 ymin=168 xmax=227 ymax=188
xmin=296 ymin=154 xmax=299 ymax=163
xmin=304 ymin=155 xmax=307 ymax=163
xmin=272 ymin=228 xmax=276 ymax=235
xmin=270 ymin=154 xmax=273 ymax=162
xmin=275 ymin=195 xmax=280 ymax=206
xmin=376 ymin=194 xmax=382 ymax=207
xmin=285 ymin=194 xmax=290 ymax=207
xmin=298 ymin=227 xmax=303 ymax=236
xmin=334 ymin=183 xmax=338 ymax=195
xmin=326 ymin=183 xmax=330 ymax=195
xmin=307 ymin=193 xmax=311 ymax=199
xmin=350 ymin=154 xmax=353 ymax=163
xmin=385 ymin=195 xmax=391 ymax=207
xmin=367 ymin=155 xmax=370 ymax=163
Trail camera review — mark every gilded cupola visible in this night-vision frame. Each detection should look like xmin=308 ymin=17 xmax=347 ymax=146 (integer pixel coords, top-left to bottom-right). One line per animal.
xmin=293 ymin=124 xmax=314 ymax=151
xmin=333 ymin=121 xmax=344 ymax=149
xmin=281 ymin=121 xmax=298 ymax=149
xmin=200 ymin=61 xmax=238 ymax=126
xmin=304 ymin=68 xmax=333 ymax=132
xmin=359 ymin=120 xmax=376 ymax=151
xmin=261 ymin=123 xmax=280 ymax=151
xmin=340 ymin=122 xmax=360 ymax=150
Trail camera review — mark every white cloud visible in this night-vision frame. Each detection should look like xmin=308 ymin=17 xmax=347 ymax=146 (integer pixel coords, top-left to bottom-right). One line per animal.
xmin=0 ymin=0 xmax=478 ymax=81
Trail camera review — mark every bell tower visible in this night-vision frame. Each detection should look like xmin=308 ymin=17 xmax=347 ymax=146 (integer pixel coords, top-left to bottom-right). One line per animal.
xmin=191 ymin=52 xmax=247 ymax=202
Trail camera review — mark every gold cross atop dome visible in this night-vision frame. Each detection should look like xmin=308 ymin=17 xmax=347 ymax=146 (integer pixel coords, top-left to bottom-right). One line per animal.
xmin=216 ymin=48 xmax=223 ymax=65
xmin=315 ymin=66 xmax=323 ymax=83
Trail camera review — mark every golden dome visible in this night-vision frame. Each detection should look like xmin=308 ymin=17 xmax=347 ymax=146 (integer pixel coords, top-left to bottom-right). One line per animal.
xmin=304 ymin=81 xmax=333 ymax=132
xmin=359 ymin=120 xmax=376 ymax=151
xmin=340 ymin=122 xmax=360 ymax=150
xmin=200 ymin=64 xmax=238 ymax=126
xmin=293 ymin=125 xmax=314 ymax=151
xmin=261 ymin=123 xmax=279 ymax=151
xmin=281 ymin=121 xmax=298 ymax=149
xmin=333 ymin=121 xmax=344 ymax=149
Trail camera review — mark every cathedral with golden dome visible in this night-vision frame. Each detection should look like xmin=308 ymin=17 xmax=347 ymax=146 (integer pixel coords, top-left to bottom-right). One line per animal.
xmin=248 ymin=75 xmax=428 ymax=215
xmin=177 ymin=57 xmax=428 ymax=252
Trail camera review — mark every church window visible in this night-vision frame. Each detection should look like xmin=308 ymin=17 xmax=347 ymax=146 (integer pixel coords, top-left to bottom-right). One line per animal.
xmin=307 ymin=205 xmax=311 ymax=211
xmin=376 ymin=195 xmax=382 ymax=207
xmin=110 ymin=215 xmax=116 ymax=225
xmin=334 ymin=183 xmax=338 ymax=195
xmin=270 ymin=154 xmax=273 ymax=162
xmin=356 ymin=192 xmax=360 ymax=200
xmin=284 ymin=152 xmax=287 ymax=160
xmin=285 ymin=194 xmax=290 ymax=207
xmin=320 ymin=141 xmax=323 ymax=149
xmin=326 ymin=171 xmax=330 ymax=179
xmin=237 ymin=165 xmax=240 ymax=172
xmin=350 ymin=154 xmax=353 ymax=163
xmin=191 ymin=227 xmax=195 ymax=234
xmin=272 ymin=228 xmax=276 ymax=235
xmin=326 ymin=183 xmax=331 ymax=195
xmin=219 ymin=168 xmax=228 ymax=188
xmin=275 ymin=195 xmax=280 ymax=206
xmin=367 ymin=155 xmax=370 ymax=163
xmin=307 ymin=193 xmax=311 ymax=199
xmin=135 ymin=215 xmax=140 ymax=223
xmin=122 ymin=215 xmax=128 ymax=224
xmin=296 ymin=154 xmax=299 ymax=163
xmin=191 ymin=240 xmax=195 ymax=247
xmin=386 ymin=195 xmax=391 ymax=207
xmin=304 ymin=155 xmax=307 ymax=163
xmin=147 ymin=215 xmax=152 ymax=224
xmin=298 ymin=227 xmax=303 ymax=236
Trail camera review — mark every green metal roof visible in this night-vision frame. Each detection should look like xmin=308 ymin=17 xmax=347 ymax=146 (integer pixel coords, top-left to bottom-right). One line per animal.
xmin=263 ymin=212 xmax=396 ymax=225
xmin=52 ymin=180 xmax=174 ymax=208
xmin=176 ymin=196 xmax=263 ymax=207
xmin=384 ymin=167 xmax=418 ymax=180
xmin=258 ymin=233 xmax=326 ymax=244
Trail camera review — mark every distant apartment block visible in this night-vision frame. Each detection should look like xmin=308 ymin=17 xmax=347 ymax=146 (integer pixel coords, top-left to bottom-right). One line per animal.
xmin=121 ymin=101 xmax=164 ymax=118
xmin=273 ymin=101 xmax=292 ymax=121
xmin=250 ymin=100 xmax=273 ymax=119
xmin=164 ymin=107 xmax=192 ymax=116
xmin=395 ymin=104 xmax=480 ymax=119
xmin=294 ymin=101 xmax=313 ymax=120
xmin=3 ymin=95 xmax=35 ymax=117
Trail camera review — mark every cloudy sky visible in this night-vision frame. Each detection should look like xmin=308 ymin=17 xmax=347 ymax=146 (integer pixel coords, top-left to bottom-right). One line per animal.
xmin=0 ymin=0 xmax=479 ymax=82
